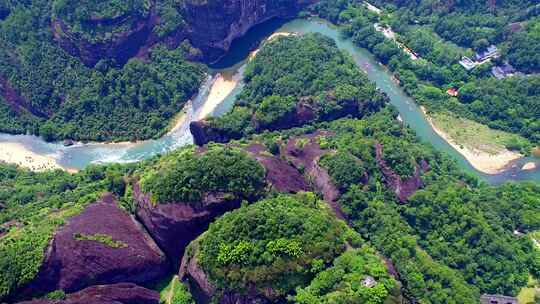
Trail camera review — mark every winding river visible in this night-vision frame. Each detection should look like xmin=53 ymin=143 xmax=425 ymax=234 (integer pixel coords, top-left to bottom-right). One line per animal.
xmin=0 ymin=18 xmax=538 ymax=184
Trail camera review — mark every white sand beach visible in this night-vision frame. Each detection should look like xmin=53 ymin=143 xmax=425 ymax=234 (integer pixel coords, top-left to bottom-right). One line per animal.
xmin=0 ymin=142 xmax=63 ymax=172
xmin=196 ymin=73 xmax=240 ymax=120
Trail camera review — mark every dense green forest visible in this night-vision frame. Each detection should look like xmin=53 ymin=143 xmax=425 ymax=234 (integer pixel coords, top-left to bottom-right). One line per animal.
xmin=202 ymin=33 xmax=385 ymax=140
xmin=52 ymin=0 xmax=152 ymax=43
xmin=1 ymin=1 xmax=540 ymax=303
xmin=4 ymin=105 xmax=540 ymax=301
xmin=0 ymin=0 xmax=204 ymax=142
xmin=195 ymin=194 xmax=351 ymax=300
xmin=190 ymin=29 xmax=540 ymax=301
xmin=0 ymin=163 xmax=133 ymax=298
xmin=312 ymin=0 xmax=540 ymax=148
xmin=139 ymin=145 xmax=266 ymax=204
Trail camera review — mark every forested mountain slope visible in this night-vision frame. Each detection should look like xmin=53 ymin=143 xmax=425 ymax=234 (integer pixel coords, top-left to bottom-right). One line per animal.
xmin=312 ymin=0 xmax=540 ymax=150
xmin=2 ymin=32 xmax=539 ymax=304
xmin=0 ymin=0 xmax=312 ymax=142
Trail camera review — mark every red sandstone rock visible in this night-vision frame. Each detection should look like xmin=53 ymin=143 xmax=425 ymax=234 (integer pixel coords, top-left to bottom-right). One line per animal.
xmin=374 ymin=143 xmax=426 ymax=203
xmin=20 ymin=193 xmax=168 ymax=297
xmin=133 ymin=182 xmax=242 ymax=266
xmin=18 ymin=283 xmax=159 ymax=304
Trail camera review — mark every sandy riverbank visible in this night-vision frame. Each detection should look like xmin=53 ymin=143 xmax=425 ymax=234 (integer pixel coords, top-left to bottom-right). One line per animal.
xmin=0 ymin=142 xmax=64 ymax=172
xmin=196 ymin=74 xmax=239 ymax=120
xmin=421 ymin=107 xmax=521 ymax=174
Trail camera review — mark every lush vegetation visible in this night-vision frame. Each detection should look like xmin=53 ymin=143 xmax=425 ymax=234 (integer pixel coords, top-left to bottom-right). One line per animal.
xmin=311 ymin=1 xmax=540 ymax=147
xmin=292 ymin=247 xmax=399 ymax=304
xmin=507 ymin=18 xmax=540 ymax=73
xmin=48 ymin=46 xmax=206 ymax=142
xmin=203 ymin=33 xmax=385 ymax=139
xmin=250 ymin=103 xmax=540 ymax=301
xmin=0 ymin=0 xmax=205 ymax=142
xmin=155 ymin=275 xmax=195 ymax=304
xmin=52 ymin=0 xmax=151 ymax=43
xmin=319 ymin=151 xmax=367 ymax=191
xmin=139 ymin=146 xmax=266 ymax=204
xmin=0 ymin=163 xmax=133 ymax=299
xmin=316 ymin=112 xmax=540 ymax=299
xmin=196 ymin=193 xmax=350 ymax=300
xmin=73 ymin=232 xmax=128 ymax=249
xmin=1 ymin=1 xmax=540 ymax=303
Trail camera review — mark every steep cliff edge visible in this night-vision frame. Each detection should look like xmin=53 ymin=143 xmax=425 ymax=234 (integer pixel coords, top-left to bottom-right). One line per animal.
xmin=51 ymin=0 xmax=157 ymax=67
xmin=18 ymin=283 xmax=160 ymax=304
xmin=18 ymin=193 xmax=168 ymax=298
xmin=50 ymin=0 xmax=317 ymax=66
xmin=182 ymin=0 xmax=317 ymax=62
xmin=375 ymin=143 xmax=428 ymax=203
xmin=133 ymin=182 xmax=243 ymax=266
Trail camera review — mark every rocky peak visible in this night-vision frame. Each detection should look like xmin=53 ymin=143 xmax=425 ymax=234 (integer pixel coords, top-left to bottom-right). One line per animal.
xmin=182 ymin=0 xmax=317 ymax=62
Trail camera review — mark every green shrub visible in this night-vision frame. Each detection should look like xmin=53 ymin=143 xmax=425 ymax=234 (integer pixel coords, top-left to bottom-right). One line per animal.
xmin=197 ymin=193 xmax=349 ymax=299
xmin=73 ymin=233 xmax=127 ymax=249
xmin=319 ymin=151 xmax=366 ymax=191
xmin=292 ymin=247 xmax=397 ymax=304
xmin=140 ymin=146 xmax=266 ymax=204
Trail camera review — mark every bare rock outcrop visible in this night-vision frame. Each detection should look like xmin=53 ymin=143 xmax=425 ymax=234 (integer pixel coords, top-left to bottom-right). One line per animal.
xmin=20 ymin=193 xmax=168 ymax=297
xmin=245 ymin=143 xmax=309 ymax=193
xmin=182 ymin=0 xmax=317 ymax=63
xmin=18 ymin=283 xmax=159 ymax=304
xmin=133 ymin=182 xmax=242 ymax=266
xmin=375 ymin=143 xmax=428 ymax=203
xmin=283 ymin=133 xmax=348 ymax=220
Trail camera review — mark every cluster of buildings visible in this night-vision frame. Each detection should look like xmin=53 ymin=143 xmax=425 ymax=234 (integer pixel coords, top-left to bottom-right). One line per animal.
xmin=459 ymin=45 xmax=500 ymax=71
xmin=458 ymin=45 xmax=520 ymax=79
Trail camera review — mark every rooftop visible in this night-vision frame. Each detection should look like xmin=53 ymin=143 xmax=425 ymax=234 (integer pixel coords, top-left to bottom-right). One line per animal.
xmin=475 ymin=45 xmax=500 ymax=62
xmin=480 ymin=294 xmax=518 ymax=304
xmin=459 ymin=57 xmax=477 ymax=71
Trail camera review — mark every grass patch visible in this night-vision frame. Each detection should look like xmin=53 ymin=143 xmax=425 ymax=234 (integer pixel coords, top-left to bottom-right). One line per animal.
xmin=156 ymin=275 xmax=194 ymax=304
xmin=73 ymin=233 xmax=127 ymax=249
xmin=430 ymin=111 xmax=531 ymax=154
xmin=518 ymin=276 xmax=539 ymax=304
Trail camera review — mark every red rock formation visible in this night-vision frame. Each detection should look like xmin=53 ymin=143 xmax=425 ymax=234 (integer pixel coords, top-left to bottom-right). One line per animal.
xmin=182 ymin=0 xmax=317 ymax=63
xmin=245 ymin=143 xmax=309 ymax=193
xmin=133 ymin=182 xmax=242 ymax=266
xmin=283 ymin=133 xmax=348 ymax=220
xmin=189 ymin=120 xmax=235 ymax=146
xmin=19 ymin=193 xmax=168 ymax=297
xmin=374 ymin=143 xmax=426 ymax=203
xmin=18 ymin=283 xmax=159 ymax=304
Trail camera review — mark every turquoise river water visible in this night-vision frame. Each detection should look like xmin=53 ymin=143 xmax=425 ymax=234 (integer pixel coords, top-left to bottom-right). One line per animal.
xmin=0 ymin=18 xmax=538 ymax=184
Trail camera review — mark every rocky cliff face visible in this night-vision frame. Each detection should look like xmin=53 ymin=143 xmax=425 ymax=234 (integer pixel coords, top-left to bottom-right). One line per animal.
xmin=245 ymin=143 xmax=309 ymax=193
xmin=283 ymin=133 xmax=349 ymax=220
xmin=133 ymin=182 xmax=242 ymax=266
xmin=189 ymin=120 xmax=235 ymax=146
xmin=190 ymin=101 xmax=318 ymax=146
xmin=18 ymin=283 xmax=160 ymax=304
xmin=182 ymin=0 xmax=316 ymax=62
xmin=19 ymin=193 xmax=168 ymax=297
xmin=375 ymin=143 xmax=428 ymax=203
xmin=51 ymin=0 xmax=316 ymax=66
xmin=179 ymin=241 xmax=272 ymax=304
xmin=51 ymin=16 xmax=156 ymax=67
